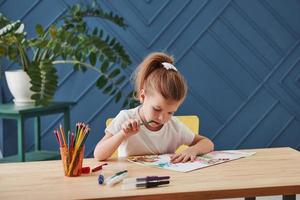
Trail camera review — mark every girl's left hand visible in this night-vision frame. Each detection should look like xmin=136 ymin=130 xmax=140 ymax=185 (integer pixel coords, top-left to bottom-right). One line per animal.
xmin=170 ymin=147 xmax=198 ymax=163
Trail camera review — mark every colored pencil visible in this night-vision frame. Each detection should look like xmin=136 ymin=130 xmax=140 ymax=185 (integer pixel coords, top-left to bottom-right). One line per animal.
xmin=60 ymin=124 xmax=67 ymax=147
xmin=54 ymin=122 xmax=90 ymax=176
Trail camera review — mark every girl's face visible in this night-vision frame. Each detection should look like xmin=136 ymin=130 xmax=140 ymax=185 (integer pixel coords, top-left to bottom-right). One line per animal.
xmin=139 ymin=89 xmax=182 ymax=130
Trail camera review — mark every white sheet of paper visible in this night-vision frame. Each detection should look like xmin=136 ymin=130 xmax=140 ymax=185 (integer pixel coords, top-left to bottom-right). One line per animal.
xmin=127 ymin=150 xmax=256 ymax=172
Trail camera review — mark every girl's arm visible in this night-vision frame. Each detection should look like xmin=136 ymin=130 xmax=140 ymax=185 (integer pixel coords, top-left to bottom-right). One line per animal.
xmin=93 ymin=130 xmax=127 ymax=161
xmin=94 ymin=119 xmax=140 ymax=161
xmin=189 ymin=135 xmax=214 ymax=154
xmin=171 ymin=135 xmax=214 ymax=163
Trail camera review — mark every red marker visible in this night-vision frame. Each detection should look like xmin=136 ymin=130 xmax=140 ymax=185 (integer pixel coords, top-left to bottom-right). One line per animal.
xmin=92 ymin=163 xmax=108 ymax=172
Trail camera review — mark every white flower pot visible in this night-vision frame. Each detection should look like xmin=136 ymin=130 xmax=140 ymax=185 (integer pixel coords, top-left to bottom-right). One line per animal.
xmin=5 ymin=70 xmax=34 ymax=106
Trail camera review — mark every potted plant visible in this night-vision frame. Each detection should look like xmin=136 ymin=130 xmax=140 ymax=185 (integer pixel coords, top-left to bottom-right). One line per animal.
xmin=0 ymin=1 xmax=136 ymax=107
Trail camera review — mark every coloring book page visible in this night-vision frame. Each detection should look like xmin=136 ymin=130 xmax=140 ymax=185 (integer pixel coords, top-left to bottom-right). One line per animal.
xmin=127 ymin=150 xmax=256 ymax=172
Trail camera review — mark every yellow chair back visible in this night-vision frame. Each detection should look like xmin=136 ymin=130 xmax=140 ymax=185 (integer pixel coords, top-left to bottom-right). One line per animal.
xmin=106 ymin=115 xmax=199 ymax=158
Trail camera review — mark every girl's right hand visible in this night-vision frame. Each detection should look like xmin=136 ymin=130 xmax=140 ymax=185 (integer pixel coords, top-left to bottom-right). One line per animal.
xmin=121 ymin=119 xmax=140 ymax=138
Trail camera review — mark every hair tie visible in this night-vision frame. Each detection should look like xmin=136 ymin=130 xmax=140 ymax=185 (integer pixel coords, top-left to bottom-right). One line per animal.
xmin=161 ymin=62 xmax=178 ymax=71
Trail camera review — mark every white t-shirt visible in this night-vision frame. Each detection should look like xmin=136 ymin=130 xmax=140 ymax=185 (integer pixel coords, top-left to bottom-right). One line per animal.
xmin=105 ymin=107 xmax=195 ymax=157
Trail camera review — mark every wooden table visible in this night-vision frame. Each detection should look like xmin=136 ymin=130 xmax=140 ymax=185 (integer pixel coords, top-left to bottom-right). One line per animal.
xmin=0 ymin=147 xmax=300 ymax=200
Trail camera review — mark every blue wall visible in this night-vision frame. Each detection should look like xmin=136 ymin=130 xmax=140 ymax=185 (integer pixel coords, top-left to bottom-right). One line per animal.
xmin=1 ymin=0 xmax=300 ymax=158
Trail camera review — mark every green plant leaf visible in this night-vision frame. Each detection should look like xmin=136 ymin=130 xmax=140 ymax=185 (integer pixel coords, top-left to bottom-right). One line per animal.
xmin=109 ymin=88 xmax=117 ymax=95
xmin=92 ymin=27 xmax=98 ymax=35
xmin=75 ymin=63 xmax=87 ymax=72
xmin=53 ymin=43 xmax=60 ymax=55
xmin=122 ymin=99 xmax=129 ymax=108
xmin=35 ymin=39 xmax=48 ymax=48
xmin=35 ymin=24 xmax=44 ymax=36
xmin=70 ymin=36 xmax=78 ymax=46
xmin=115 ymin=91 xmax=122 ymax=102
xmin=7 ymin=46 xmax=18 ymax=60
xmin=75 ymin=50 xmax=82 ymax=61
xmin=28 ymin=60 xmax=58 ymax=106
xmin=103 ymin=83 xmax=113 ymax=94
xmin=73 ymin=63 xmax=80 ymax=71
xmin=109 ymin=38 xmax=116 ymax=46
xmin=0 ymin=46 xmax=6 ymax=56
xmin=96 ymin=75 xmax=108 ymax=89
xmin=100 ymin=60 xmax=109 ymax=73
xmin=60 ymin=28 xmax=66 ymax=42
xmin=30 ymin=85 xmax=41 ymax=92
xmin=115 ymin=75 xmax=126 ymax=85
xmin=72 ymin=4 xmax=81 ymax=15
xmin=49 ymin=25 xmax=57 ymax=39
xmin=108 ymin=68 xmax=120 ymax=79
xmin=89 ymin=51 xmax=96 ymax=66
xmin=99 ymin=29 xmax=103 ymax=38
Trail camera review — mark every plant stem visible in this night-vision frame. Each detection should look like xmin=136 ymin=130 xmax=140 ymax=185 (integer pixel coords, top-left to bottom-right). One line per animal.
xmin=52 ymin=60 xmax=102 ymax=74
xmin=16 ymin=41 xmax=30 ymax=71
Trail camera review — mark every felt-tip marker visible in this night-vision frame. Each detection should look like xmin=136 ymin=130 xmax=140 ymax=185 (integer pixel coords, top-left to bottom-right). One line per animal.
xmin=122 ymin=180 xmax=170 ymax=190
xmin=128 ymin=120 xmax=154 ymax=128
xmin=92 ymin=163 xmax=108 ymax=173
xmin=106 ymin=171 xmax=128 ymax=187
xmin=123 ymin=176 xmax=170 ymax=184
xmin=140 ymin=120 xmax=154 ymax=126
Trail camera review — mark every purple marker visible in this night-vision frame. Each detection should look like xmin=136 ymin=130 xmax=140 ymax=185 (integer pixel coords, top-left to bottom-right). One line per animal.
xmin=123 ymin=176 xmax=170 ymax=184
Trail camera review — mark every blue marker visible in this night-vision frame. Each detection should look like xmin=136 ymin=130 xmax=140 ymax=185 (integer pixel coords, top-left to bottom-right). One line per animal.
xmin=98 ymin=174 xmax=104 ymax=185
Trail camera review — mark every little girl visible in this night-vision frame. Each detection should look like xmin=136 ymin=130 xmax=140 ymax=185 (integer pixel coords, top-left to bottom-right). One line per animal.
xmin=94 ymin=52 xmax=214 ymax=163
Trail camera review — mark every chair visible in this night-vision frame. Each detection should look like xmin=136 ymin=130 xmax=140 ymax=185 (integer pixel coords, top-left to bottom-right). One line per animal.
xmin=106 ymin=115 xmax=199 ymax=158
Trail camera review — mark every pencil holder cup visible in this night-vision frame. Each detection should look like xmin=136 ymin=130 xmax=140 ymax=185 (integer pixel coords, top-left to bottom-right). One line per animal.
xmin=60 ymin=146 xmax=85 ymax=177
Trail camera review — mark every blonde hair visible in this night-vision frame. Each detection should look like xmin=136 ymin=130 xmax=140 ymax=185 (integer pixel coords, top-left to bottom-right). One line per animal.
xmin=133 ymin=52 xmax=187 ymax=101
